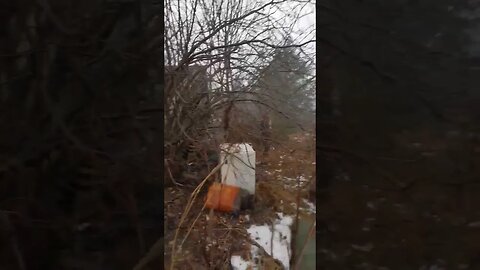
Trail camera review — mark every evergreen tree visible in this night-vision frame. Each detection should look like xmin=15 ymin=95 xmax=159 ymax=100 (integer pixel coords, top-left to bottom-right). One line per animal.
xmin=254 ymin=47 xmax=315 ymax=136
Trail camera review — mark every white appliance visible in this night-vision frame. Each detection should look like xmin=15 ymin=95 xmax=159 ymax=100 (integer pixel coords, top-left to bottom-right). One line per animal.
xmin=219 ymin=143 xmax=256 ymax=195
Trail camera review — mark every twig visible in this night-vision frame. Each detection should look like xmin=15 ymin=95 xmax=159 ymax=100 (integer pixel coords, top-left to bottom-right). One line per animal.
xmin=190 ymin=39 xmax=316 ymax=58
xmin=165 ymin=159 xmax=189 ymax=187
xmin=176 ymin=0 xmax=289 ymax=68
xmin=217 ymin=219 xmax=285 ymax=269
xmin=179 ymin=201 xmax=206 ymax=249
xmin=170 ymin=160 xmax=224 ymax=270
xmin=224 ymin=224 xmax=270 ymax=259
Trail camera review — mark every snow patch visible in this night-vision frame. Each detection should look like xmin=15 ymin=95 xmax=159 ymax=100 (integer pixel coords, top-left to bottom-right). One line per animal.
xmin=231 ymin=255 xmax=251 ymax=270
xmin=302 ymin=199 xmax=316 ymax=214
xmin=298 ymin=175 xmax=308 ymax=182
xmin=243 ymin=213 xmax=293 ymax=270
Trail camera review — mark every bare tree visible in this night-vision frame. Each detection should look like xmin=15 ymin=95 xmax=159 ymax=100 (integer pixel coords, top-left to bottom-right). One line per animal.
xmin=164 ymin=0 xmax=316 ymax=185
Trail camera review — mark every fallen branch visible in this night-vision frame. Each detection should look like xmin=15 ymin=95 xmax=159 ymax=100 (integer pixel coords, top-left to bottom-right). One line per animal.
xmin=219 ymin=221 xmax=284 ymax=269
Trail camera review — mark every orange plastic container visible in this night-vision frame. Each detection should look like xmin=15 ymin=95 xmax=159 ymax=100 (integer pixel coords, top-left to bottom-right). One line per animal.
xmin=205 ymin=183 xmax=241 ymax=213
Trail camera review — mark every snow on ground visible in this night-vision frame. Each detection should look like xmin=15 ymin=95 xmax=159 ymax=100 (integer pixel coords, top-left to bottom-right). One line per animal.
xmin=281 ymin=175 xmax=311 ymax=189
xmin=231 ymin=255 xmax=251 ymax=270
xmin=231 ymin=213 xmax=294 ymax=270
xmin=302 ymin=198 xmax=316 ymax=214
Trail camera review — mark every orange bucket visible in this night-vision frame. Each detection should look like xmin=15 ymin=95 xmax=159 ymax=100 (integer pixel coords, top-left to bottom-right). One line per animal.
xmin=205 ymin=183 xmax=241 ymax=213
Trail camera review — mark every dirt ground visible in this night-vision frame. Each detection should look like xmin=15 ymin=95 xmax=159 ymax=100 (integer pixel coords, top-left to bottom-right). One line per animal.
xmin=164 ymin=133 xmax=316 ymax=270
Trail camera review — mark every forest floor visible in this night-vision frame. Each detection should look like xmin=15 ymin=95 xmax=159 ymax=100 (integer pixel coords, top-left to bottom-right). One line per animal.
xmin=163 ymin=130 xmax=480 ymax=270
xmin=163 ymin=133 xmax=316 ymax=270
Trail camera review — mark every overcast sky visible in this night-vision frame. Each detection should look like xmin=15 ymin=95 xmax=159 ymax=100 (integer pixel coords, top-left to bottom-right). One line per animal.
xmin=165 ymin=0 xmax=316 ymax=91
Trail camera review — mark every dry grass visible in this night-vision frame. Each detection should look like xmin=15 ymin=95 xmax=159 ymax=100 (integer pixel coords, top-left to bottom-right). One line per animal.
xmin=163 ymin=133 xmax=316 ymax=269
